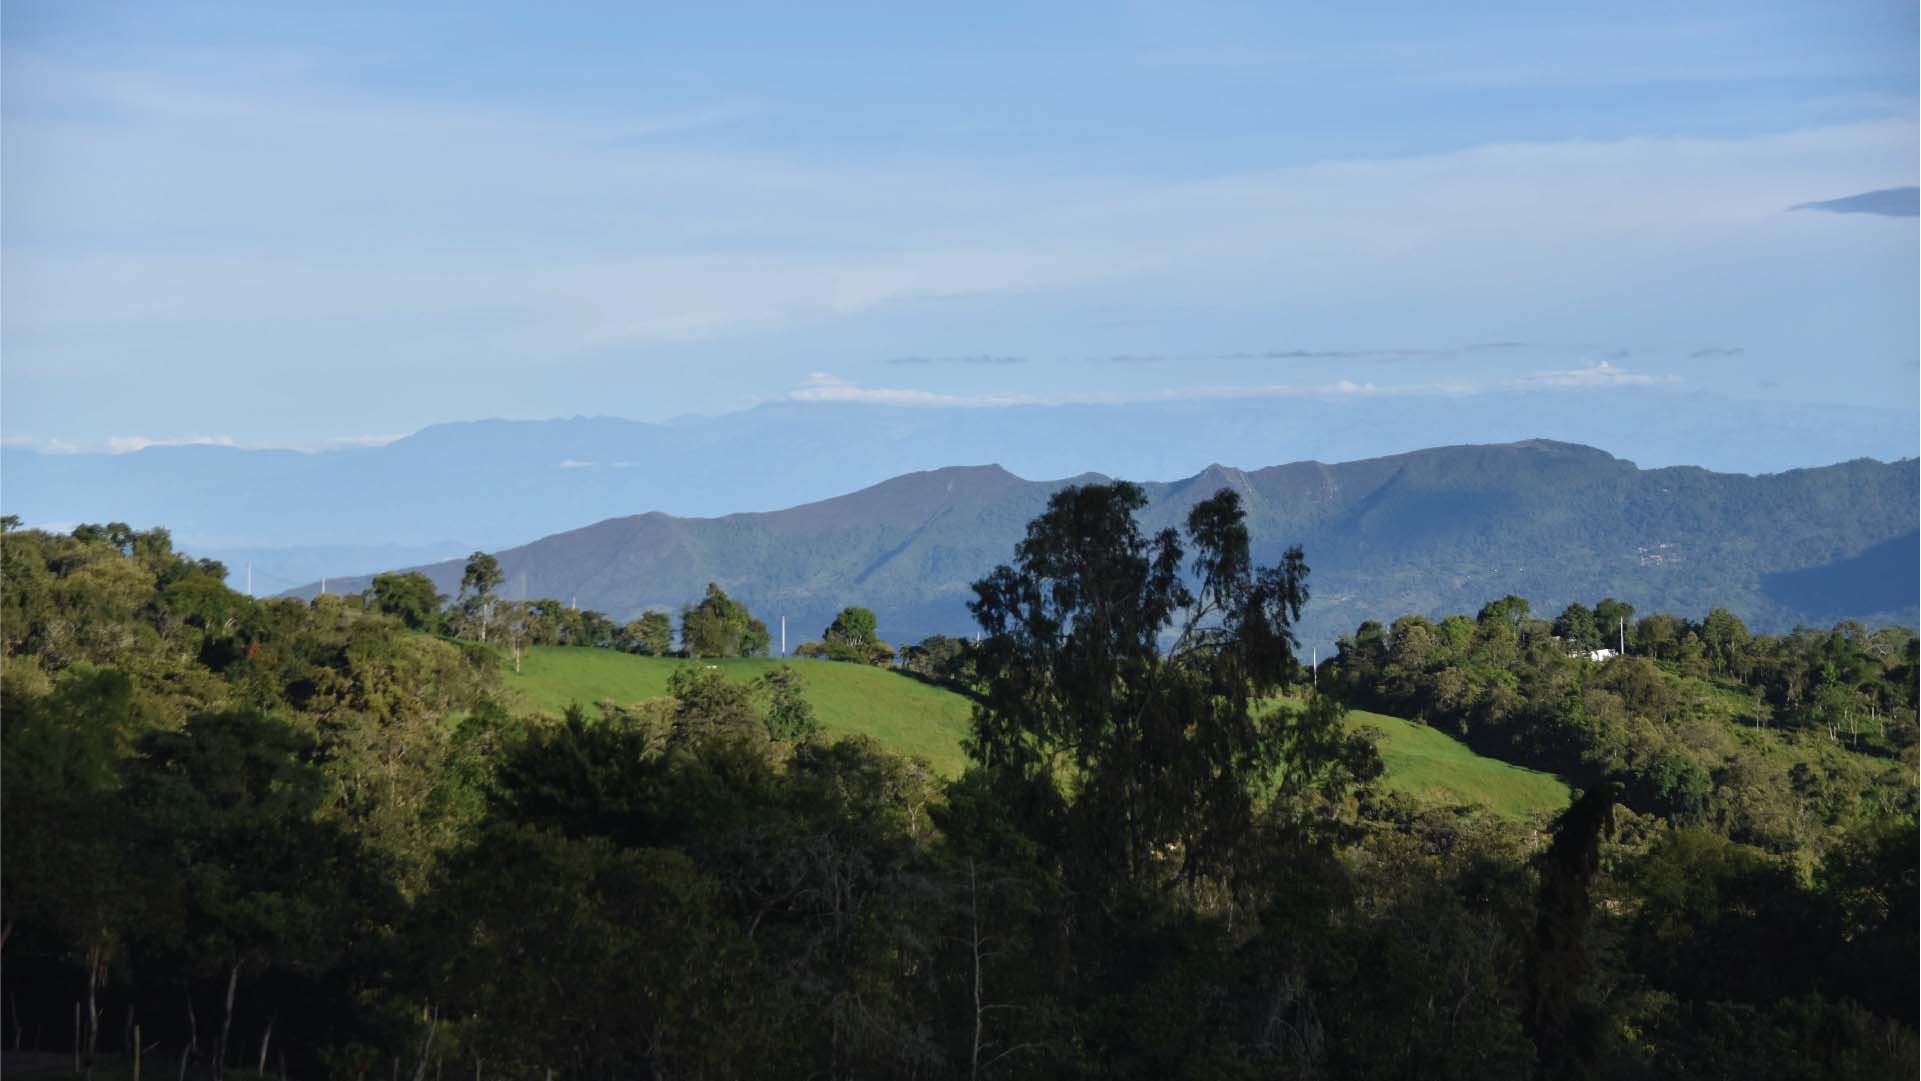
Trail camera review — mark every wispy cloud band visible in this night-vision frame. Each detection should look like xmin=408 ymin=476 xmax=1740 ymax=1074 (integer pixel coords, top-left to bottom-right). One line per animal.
xmin=788 ymin=363 xmax=1676 ymax=408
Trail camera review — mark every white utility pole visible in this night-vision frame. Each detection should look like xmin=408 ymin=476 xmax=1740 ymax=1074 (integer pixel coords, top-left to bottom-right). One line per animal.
xmin=1312 ymin=644 xmax=1318 ymax=689
xmin=1619 ymin=617 xmax=1626 ymax=655
xmin=780 ymin=616 xmax=787 ymax=657
xmin=245 ymin=561 xmax=252 ymax=598
xmin=321 ymin=577 xmax=327 ymax=595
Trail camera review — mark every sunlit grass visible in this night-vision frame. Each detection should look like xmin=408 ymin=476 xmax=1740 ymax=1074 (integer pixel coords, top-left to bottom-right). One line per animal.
xmin=504 ymin=647 xmax=1571 ymax=817
xmin=504 ymin=647 xmax=975 ymax=776
xmin=1344 ymin=708 xmax=1570 ymax=821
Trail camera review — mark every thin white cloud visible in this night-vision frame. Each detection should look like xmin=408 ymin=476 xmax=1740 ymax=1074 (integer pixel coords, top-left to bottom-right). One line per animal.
xmin=1514 ymin=361 xmax=1681 ymax=389
xmin=555 ymin=459 xmax=597 ymax=469
xmin=789 ymin=373 xmax=1493 ymax=408
xmin=4 ymin=431 xmax=411 ymax=454
xmin=788 ymin=362 xmax=1681 ymax=408
xmin=319 ymin=432 xmax=408 ymax=449
xmin=106 ymin=434 xmax=240 ymax=453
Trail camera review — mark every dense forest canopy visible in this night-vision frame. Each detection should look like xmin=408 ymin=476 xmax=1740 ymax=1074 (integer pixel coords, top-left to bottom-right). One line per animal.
xmin=1 ymin=501 xmax=1914 ymax=1079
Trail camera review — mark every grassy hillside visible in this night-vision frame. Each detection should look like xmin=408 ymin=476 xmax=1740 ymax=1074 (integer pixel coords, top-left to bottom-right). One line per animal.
xmin=505 ymin=646 xmax=977 ymax=775
xmin=1344 ymin=708 xmax=1570 ymax=820
xmin=502 ymin=647 xmax=1570 ymax=818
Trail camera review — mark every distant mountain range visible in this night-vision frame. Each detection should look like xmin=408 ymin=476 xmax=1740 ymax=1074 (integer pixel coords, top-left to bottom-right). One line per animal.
xmin=4 ymin=390 xmax=1914 ymax=558
xmin=285 ymin=441 xmax=1920 ymax=647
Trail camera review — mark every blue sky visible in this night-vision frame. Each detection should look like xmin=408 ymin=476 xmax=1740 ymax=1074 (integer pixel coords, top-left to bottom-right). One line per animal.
xmin=3 ymin=1 xmax=1916 ymax=455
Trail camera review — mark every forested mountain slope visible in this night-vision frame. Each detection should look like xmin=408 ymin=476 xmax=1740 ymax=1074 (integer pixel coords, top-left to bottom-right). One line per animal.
xmin=298 ymin=441 xmax=1919 ymax=643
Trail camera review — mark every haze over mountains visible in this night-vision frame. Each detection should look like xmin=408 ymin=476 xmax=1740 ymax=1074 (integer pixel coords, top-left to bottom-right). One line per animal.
xmin=4 ymin=390 xmax=1914 ymax=563
xmin=284 ymin=440 xmax=1919 ymax=647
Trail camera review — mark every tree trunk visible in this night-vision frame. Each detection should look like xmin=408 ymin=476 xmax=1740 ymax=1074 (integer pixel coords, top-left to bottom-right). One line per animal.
xmin=970 ymin=859 xmax=984 ymax=1081
xmin=410 ymin=1013 xmax=437 ymax=1081
xmin=257 ymin=1017 xmax=274 ymax=1076
xmin=215 ymin=961 xmax=241 ymax=1081
xmin=134 ymin=1025 xmax=142 ymax=1081
xmin=85 ymin=945 xmax=102 ymax=1079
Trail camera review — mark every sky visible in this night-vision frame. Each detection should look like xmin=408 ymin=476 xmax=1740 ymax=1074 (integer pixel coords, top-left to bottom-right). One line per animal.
xmin=3 ymin=1 xmax=1917 ymax=456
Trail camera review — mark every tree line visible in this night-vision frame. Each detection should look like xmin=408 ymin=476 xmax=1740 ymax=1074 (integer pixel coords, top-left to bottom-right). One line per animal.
xmin=1328 ymin=595 xmax=1917 ymax=850
xmin=368 ymin=552 xmax=921 ymax=672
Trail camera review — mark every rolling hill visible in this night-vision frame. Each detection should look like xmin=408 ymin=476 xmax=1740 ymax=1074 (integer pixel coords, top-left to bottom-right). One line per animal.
xmin=500 ymin=646 xmax=1572 ymax=820
xmin=296 ymin=440 xmax=1918 ymax=645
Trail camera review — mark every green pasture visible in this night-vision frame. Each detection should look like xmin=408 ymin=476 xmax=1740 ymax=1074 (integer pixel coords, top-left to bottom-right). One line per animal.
xmin=503 ymin=647 xmax=1570 ymax=817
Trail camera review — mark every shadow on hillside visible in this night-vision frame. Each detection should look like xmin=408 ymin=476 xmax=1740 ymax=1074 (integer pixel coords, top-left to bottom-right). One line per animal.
xmin=1761 ymin=530 xmax=1920 ymax=622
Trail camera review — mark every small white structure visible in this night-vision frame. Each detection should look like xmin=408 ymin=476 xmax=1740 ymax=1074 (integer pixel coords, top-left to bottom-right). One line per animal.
xmin=1574 ymin=647 xmax=1619 ymax=662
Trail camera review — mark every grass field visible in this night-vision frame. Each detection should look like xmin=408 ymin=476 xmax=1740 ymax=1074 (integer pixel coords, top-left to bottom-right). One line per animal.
xmin=1342 ymin=709 xmax=1570 ymax=820
xmin=505 ymin=646 xmax=977 ymax=775
xmin=503 ymin=647 xmax=1570 ymax=818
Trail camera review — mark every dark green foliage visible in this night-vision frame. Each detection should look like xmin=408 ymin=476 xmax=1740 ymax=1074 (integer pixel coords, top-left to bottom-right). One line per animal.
xmin=0 ymin=666 xmax=145 ymax=1017
xmin=415 ymin=823 xmax=758 ymax=1077
xmin=814 ymin=604 xmax=897 ymax=664
xmin=901 ymin=633 xmax=976 ymax=686
xmin=454 ymin=551 xmax=503 ymax=642
xmin=679 ymin=581 xmax=771 ymax=657
xmin=827 ymin=605 xmax=878 ymax=644
xmin=1625 ymin=751 xmax=1711 ymax=824
xmin=123 ymin=712 xmax=395 ymax=1030
xmin=1525 ymin=783 xmax=1615 ymax=1075
xmin=1553 ymin=602 xmax=1603 ymax=651
xmin=1592 ymin=598 xmax=1634 ymax=647
xmin=1479 ymin=594 xmax=1531 ymax=629
xmin=1631 ymin=995 xmax=1916 ymax=1081
xmin=3 ymin=514 xmax=1915 ymax=1079
xmin=967 ymin=482 xmax=1364 ymax=894
xmin=756 ymin=664 xmax=820 ymax=741
xmin=620 ymin=609 xmax=674 ymax=655
xmin=1330 ymin=597 xmax=1918 ymax=836
xmin=457 ymin=551 xmax=501 ymax=599
xmin=1319 ymin=803 xmax=1539 ymax=1080
xmin=365 ymin=571 xmax=444 ymax=630
xmin=665 ymin=664 xmax=764 ymax=745
xmin=1817 ymin=818 xmax=1921 ymax=1022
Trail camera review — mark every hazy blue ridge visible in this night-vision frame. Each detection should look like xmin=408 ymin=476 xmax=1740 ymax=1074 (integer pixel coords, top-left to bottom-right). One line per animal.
xmin=3 ymin=391 xmax=1915 ymax=553
xmin=273 ymin=440 xmax=1919 ymax=647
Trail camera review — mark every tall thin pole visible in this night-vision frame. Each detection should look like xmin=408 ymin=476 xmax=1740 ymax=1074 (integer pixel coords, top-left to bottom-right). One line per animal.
xmin=780 ymin=617 xmax=786 ymax=657
xmin=1311 ymin=645 xmax=1317 ymax=689
xmin=320 ymin=577 xmax=327 ymax=596
xmin=245 ymin=562 xmax=252 ymax=598
xmin=1619 ymin=617 xmax=1626 ymax=655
